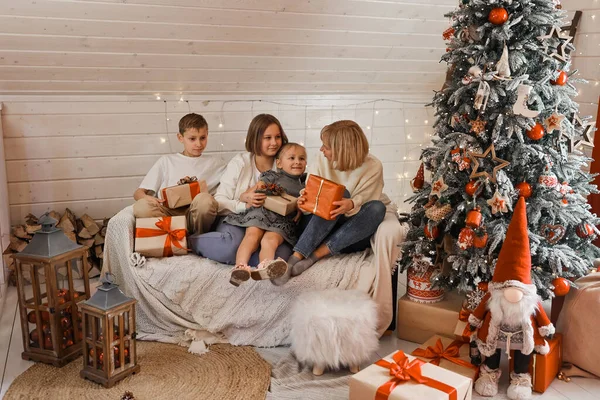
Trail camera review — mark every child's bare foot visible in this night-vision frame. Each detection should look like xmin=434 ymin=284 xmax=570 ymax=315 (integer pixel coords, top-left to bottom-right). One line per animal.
xmin=230 ymin=264 xmax=251 ymax=286
xmin=251 ymin=258 xmax=288 ymax=281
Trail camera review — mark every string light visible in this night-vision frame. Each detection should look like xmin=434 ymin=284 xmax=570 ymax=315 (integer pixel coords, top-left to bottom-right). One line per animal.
xmin=155 ymin=95 xmax=161 ymax=100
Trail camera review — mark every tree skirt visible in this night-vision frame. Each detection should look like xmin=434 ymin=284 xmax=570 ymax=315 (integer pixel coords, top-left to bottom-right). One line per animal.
xmin=4 ymin=342 xmax=271 ymax=400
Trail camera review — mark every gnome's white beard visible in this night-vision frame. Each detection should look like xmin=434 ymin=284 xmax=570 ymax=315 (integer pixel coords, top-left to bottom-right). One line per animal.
xmin=488 ymin=288 xmax=539 ymax=327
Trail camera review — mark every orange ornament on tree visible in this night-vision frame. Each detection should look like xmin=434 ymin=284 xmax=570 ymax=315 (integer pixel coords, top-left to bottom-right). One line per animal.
xmin=488 ymin=8 xmax=509 ymax=25
xmin=424 ymin=224 xmax=440 ymax=240
xmin=576 ymin=222 xmax=595 ymax=238
xmin=458 ymin=227 xmax=474 ymax=250
xmin=465 ymin=180 xmax=480 ymax=196
xmin=466 ymin=208 xmax=483 ymax=228
xmin=551 ymin=71 xmax=568 ymax=86
xmin=526 ymin=123 xmax=545 ymax=140
xmin=515 ymin=182 xmax=532 ymax=198
xmin=552 ymin=277 xmax=570 ymax=296
xmin=474 ymin=231 xmax=489 ymax=248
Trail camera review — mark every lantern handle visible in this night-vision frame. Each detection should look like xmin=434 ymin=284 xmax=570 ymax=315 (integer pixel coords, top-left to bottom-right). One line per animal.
xmin=100 ymin=272 xmax=116 ymax=287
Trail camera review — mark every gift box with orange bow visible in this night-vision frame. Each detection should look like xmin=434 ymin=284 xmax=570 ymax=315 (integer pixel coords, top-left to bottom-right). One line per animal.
xmin=298 ymin=175 xmax=345 ymax=221
xmin=349 ymin=349 xmax=472 ymax=400
xmin=161 ymin=177 xmax=208 ymax=209
xmin=412 ymin=335 xmax=478 ymax=381
xmin=134 ymin=216 xmax=188 ymax=257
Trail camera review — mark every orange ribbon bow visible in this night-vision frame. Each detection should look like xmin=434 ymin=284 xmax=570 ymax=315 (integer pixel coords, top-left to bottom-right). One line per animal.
xmin=412 ymin=339 xmax=477 ymax=371
xmin=135 ymin=216 xmax=188 ymax=257
xmin=374 ymin=350 xmax=457 ymax=400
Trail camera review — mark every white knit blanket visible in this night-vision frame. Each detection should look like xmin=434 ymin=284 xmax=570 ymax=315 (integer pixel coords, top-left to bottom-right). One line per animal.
xmin=102 ymin=205 xmax=403 ymax=347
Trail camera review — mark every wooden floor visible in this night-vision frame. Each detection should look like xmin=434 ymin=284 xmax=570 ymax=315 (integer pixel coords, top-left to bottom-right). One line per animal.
xmin=1 ymin=283 xmax=599 ymax=399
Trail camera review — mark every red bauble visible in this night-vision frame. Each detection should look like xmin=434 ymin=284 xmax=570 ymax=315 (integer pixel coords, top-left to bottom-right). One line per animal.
xmin=424 ymin=224 xmax=440 ymax=240
xmin=488 ymin=8 xmax=509 ymax=25
xmin=465 ymin=180 xmax=480 ymax=196
xmin=466 ymin=208 xmax=482 ymax=228
xmin=576 ymin=223 xmax=595 ymax=238
xmin=44 ymin=335 xmax=53 ymax=350
xmin=516 ymin=182 xmax=532 ymax=198
xmin=27 ymin=311 xmax=37 ymax=324
xmin=478 ymin=282 xmax=489 ymax=292
xmin=29 ymin=329 xmax=39 ymax=343
xmin=526 ymin=123 xmax=545 ymax=140
xmin=551 ymin=71 xmax=568 ymax=86
xmin=552 ymin=277 xmax=570 ymax=296
xmin=473 ymin=232 xmax=489 ymax=248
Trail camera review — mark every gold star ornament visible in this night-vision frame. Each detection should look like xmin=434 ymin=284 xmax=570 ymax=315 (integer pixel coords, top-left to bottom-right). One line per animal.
xmin=468 ymin=144 xmax=510 ymax=183
xmin=469 ymin=117 xmax=487 ymax=135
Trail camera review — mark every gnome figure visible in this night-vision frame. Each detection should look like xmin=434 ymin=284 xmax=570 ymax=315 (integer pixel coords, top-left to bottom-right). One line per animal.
xmin=469 ymin=197 xmax=554 ymax=399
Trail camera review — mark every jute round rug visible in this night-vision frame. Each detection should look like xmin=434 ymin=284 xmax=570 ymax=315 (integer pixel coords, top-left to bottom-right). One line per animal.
xmin=4 ymin=342 xmax=271 ymax=400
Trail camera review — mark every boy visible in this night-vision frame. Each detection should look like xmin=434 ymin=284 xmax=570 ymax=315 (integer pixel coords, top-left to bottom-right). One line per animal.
xmin=133 ymin=113 xmax=225 ymax=234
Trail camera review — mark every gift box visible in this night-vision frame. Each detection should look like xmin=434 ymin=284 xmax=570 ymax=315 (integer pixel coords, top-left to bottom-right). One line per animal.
xmin=263 ymin=193 xmax=298 ymax=216
xmin=161 ymin=180 xmax=208 ymax=209
xmin=349 ymin=350 xmax=472 ymax=400
xmin=299 ymin=175 xmax=345 ymax=221
xmin=509 ymin=334 xmax=562 ymax=393
xmin=397 ymin=291 xmax=463 ymax=343
xmin=412 ymin=335 xmax=478 ymax=381
xmin=134 ymin=216 xmax=188 ymax=257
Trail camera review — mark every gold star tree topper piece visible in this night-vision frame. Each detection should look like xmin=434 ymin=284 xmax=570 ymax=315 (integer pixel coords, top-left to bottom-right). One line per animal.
xmin=430 ymin=176 xmax=449 ymax=197
xmin=487 ymin=191 xmax=510 ymax=214
xmin=468 ymin=144 xmax=510 ymax=183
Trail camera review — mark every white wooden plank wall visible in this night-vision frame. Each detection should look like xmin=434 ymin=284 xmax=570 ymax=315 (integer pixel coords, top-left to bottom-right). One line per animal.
xmin=0 ymin=95 xmax=435 ymax=224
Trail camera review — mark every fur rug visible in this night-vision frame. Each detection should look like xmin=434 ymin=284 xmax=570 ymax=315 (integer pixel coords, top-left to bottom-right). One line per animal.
xmin=290 ymin=289 xmax=379 ymax=370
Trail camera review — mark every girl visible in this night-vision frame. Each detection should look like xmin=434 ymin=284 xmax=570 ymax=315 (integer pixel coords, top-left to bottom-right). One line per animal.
xmin=227 ymin=143 xmax=307 ymax=286
xmin=274 ymin=120 xmax=387 ymax=285
xmin=189 ymin=114 xmax=292 ymax=265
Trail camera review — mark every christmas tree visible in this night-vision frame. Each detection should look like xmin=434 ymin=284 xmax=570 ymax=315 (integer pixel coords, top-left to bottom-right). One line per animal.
xmin=398 ymin=0 xmax=599 ymax=299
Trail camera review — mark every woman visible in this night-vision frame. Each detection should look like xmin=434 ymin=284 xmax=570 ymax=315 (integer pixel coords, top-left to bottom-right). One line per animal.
xmin=189 ymin=114 xmax=293 ymax=265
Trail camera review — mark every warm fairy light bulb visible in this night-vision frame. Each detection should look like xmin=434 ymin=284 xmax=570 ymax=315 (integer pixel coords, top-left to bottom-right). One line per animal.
xmin=367 ymin=126 xmax=371 ymax=130
xmin=160 ymin=138 xmax=166 ymax=143
xmin=375 ymin=110 xmax=379 ymax=114
xmin=405 ymin=119 xmax=409 ymax=123
xmin=155 ymin=95 xmax=161 ymax=100
xmin=218 ymin=123 xmax=223 ymax=128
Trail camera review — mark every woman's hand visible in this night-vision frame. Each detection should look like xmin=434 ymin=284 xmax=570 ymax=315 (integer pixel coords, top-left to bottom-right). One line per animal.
xmin=241 ymin=184 xmax=266 ymax=208
xmin=330 ymin=198 xmax=354 ymax=218
xmin=145 ymin=195 xmax=165 ymax=208
xmin=297 ymin=188 xmax=307 ymax=206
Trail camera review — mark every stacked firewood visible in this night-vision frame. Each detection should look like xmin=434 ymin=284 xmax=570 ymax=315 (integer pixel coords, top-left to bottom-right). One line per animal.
xmin=4 ymin=209 xmax=109 ymax=285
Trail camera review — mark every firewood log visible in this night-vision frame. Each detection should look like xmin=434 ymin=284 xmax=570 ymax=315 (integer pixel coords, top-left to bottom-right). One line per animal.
xmin=9 ymin=235 xmax=28 ymax=252
xmin=13 ymin=225 xmax=31 ymax=240
xmin=94 ymin=233 xmax=105 ymax=246
xmin=80 ymin=214 xmax=100 ymax=236
xmin=26 ymin=224 xmax=42 ymax=234
xmin=78 ymin=227 xmax=92 ymax=239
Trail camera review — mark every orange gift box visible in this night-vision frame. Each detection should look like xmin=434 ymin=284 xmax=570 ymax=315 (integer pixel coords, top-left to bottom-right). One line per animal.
xmin=509 ymin=334 xmax=562 ymax=393
xmin=161 ymin=180 xmax=207 ymax=209
xmin=412 ymin=335 xmax=478 ymax=382
xmin=349 ymin=350 xmax=473 ymax=400
xmin=298 ymin=175 xmax=345 ymax=221
xmin=134 ymin=216 xmax=188 ymax=258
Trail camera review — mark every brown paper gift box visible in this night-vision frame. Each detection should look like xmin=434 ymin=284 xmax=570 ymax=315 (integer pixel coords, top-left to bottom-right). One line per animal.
xmin=134 ymin=216 xmax=188 ymax=258
xmin=161 ymin=180 xmax=208 ymax=209
xmin=349 ymin=350 xmax=473 ymax=400
xmin=412 ymin=335 xmax=479 ymax=381
xmin=509 ymin=333 xmax=562 ymax=393
xmin=299 ymin=175 xmax=345 ymax=221
xmin=397 ymin=291 xmax=463 ymax=343
xmin=263 ymin=194 xmax=298 ymax=216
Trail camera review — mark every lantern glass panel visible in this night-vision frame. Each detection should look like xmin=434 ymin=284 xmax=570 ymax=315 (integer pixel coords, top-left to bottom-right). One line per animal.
xmin=23 ymin=263 xmax=52 ymax=350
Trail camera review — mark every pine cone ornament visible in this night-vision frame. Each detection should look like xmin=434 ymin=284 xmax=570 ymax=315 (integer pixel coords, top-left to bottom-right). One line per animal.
xmin=425 ymin=203 xmax=452 ymax=222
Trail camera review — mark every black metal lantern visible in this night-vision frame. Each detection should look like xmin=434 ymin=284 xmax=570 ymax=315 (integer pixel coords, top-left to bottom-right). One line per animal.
xmin=80 ymin=273 xmax=139 ymax=388
xmin=12 ymin=215 xmax=91 ymax=366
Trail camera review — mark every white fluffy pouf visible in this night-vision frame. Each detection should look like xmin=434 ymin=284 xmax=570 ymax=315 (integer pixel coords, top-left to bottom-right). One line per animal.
xmin=290 ymin=289 xmax=379 ymax=375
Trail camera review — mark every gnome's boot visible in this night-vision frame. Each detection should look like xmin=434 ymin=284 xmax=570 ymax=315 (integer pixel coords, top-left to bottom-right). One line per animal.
xmin=474 ymin=364 xmax=501 ymax=397
xmin=507 ymin=372 xmax=533 ymax=400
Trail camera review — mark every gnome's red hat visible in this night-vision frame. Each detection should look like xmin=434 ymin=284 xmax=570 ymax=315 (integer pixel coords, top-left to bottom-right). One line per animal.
xmin=489 ymin=196 xmax=536 ymax=293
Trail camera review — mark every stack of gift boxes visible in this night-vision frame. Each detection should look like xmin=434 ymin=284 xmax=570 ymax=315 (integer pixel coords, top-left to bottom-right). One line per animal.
xmin=349 ymin=284 xmax=563 ymax=400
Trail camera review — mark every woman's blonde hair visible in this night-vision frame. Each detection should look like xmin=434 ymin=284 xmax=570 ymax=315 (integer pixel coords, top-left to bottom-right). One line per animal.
xmin=320 ymin=120 xmax=369 ymax=171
